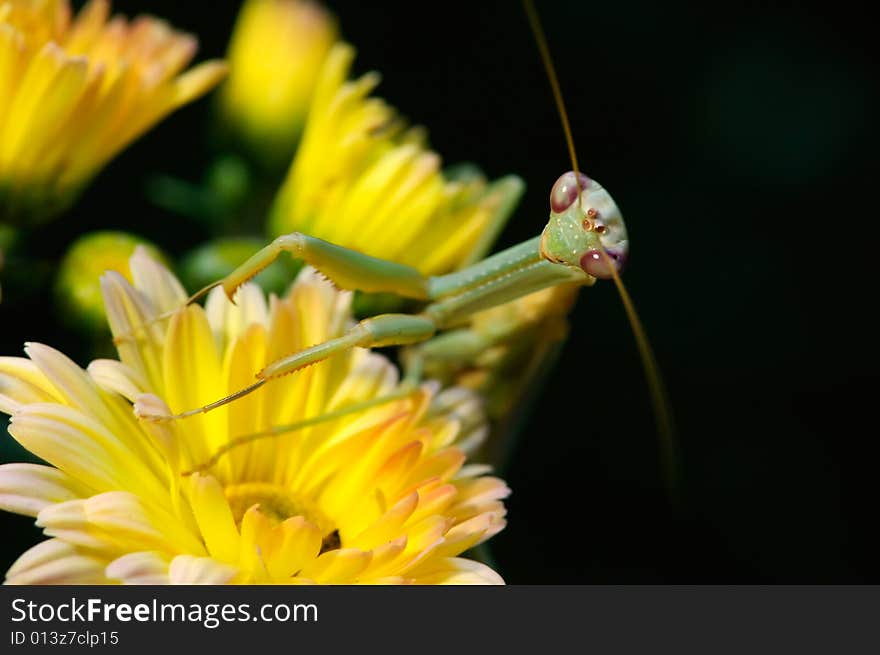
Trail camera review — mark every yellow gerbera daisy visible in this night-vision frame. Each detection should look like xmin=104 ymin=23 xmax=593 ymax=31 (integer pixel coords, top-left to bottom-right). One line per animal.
xmin=0 ymin=249 xmax=508 ymax=584
xmin=0 ymin=0 xmax=226 ymax=223
xmin=219 ymin=0 xmax=338 ymax=167
xmin=269 ymin=43 xmax=523 ymax=276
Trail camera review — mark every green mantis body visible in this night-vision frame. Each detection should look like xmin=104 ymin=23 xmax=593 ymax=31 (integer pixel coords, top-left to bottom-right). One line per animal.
xmin=139 ymin=173 xmax=629 ymax=433
xmin=234 ymin=173 xmax=625 ymax=372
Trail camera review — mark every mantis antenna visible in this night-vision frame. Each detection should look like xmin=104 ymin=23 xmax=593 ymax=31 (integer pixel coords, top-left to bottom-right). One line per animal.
xmin=522 ymin=0 xmax=584 ymax=207
xmin=522 ymin=0 xmax=581 ymax=185
xmin=522 ymin=0 xmax=681 ymax=500
xmin=600 ymin=247 xmax=680 ymax=501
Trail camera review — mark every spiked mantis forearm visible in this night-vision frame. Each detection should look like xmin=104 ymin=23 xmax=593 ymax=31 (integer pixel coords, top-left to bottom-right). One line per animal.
xmin=222 ymin=232 xmax=431 ymax=300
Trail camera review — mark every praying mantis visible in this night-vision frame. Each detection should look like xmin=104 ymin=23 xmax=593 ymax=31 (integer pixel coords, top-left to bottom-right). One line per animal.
xmin=127 ymin=0 xmax=675 ymax=491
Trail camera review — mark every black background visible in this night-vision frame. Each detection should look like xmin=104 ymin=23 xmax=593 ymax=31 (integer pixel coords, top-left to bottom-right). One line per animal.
xmin=1 ymin=0 xmax=878 ymax=583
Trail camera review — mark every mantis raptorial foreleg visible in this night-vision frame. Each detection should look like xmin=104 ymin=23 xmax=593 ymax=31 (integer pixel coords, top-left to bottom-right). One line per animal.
xmin=114 ymin=231 xmax=434 ymax=346
xmin=222 ymin=232 xmax=431 ymax=300
xmin=219 ymin=173 xmax=526 ymax=302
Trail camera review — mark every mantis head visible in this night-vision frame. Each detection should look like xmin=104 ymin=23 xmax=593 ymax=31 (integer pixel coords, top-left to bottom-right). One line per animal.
xmin=539 ymin=171 xmax=629 ymax=279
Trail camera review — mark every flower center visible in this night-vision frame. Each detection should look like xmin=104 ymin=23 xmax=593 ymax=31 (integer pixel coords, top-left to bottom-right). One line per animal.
xmin=224 ymin=482 xmax=340 ymax=553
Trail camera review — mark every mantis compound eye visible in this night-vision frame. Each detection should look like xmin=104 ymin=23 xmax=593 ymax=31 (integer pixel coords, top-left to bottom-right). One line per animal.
xmin=580 ymin=248 xmax=627 ymax=279
xmin=550 ymin=171 xmax=591 ymax=213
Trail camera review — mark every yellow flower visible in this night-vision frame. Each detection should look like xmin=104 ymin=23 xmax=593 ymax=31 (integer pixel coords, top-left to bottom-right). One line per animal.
xmin=269 ymin=43 xmax=523 ymax=277
xmin=0 ymin=250 xmax=508 ymax=584
xmin=219 ymin=0 xmax=337 ymax=167
xmin=0 ymin=0 xmax=227 ymax=223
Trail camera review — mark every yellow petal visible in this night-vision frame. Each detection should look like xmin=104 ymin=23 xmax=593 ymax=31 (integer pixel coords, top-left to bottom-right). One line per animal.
xmin=373 ymin=440 xmax=423 ymax=498
xmin=82 ymin=492 xmax=204 ymax=554
xmin=13 ymin=51 xmax=88 ymax=174
xmin=220 ymin=323 xmax=268 ymax=481
xmin=87 ymin=359 xmax=148 ymax=403
xmin=205 ymin=283 xmax=268 ymax=352
xmin=162 ymin=305 xmax=227 ymax=466
xmin=106 ymin=551 xmax=170 ymax=584
xmin=324 ymin=348 xmax=398 ymax=413
xmin=0 ymin=43 xmax=72 ymax=166
xmin=101 ymin=270 xmax=166 ymax=391
xmin=0 ymin=23 xmax=26 ymax=134
xmin=169 ymin=554 xmax=239 ymax=584
xmin=0 ymin=355 xmax=61 ymax=413
xmin=393 ymin=515 xmax=449 ymax=574
xmin=450 ymin=476 xmax=511 ymax=523
xmin=402 ymin=449 xmax=466 ymax=492
xmin=0 ymin=463 xmax=91 ymax=516
xmin=6 ymin=539 xmax=109 ymax=585
xmin=34 ymin=499 xmax=115 ymax=553
xmin=172 ymin=60 xmax=227 ymax=109
xmin=359 ymin=536 xmax=407 ymax=581
xmin=189 ymin=473 xmax=240 ymax=564
xmin=63 ymin=0 xmax=111 ymax=55
xmin=407 ymin=483 xmax=457 ymax=525
xmin=26 ymin=342 xmax=129 ymax=434
xmin=409 ymin=557 xmax=504 ymax=585
xmin=433 ymin=513 xmax=502 ymax=559
xmin=238 ymin=504 xmax=273 ymax=581
xmin=130 ymin=246 xmax=187 ymax=314
xmin=264 ymin=515 xmax=322 ymax=580
xmin=299 ymin=547 xmax=372 ymax=584
xmin=133 ymin=393 xmax=182 ymax=471
xmin=347 ymin=491 xmax=417 ymax=550
xmin=9 ymin=403 xmax=167 ymax=500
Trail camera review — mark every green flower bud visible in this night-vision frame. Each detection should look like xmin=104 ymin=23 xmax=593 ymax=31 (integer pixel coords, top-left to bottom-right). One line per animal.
xmin=55 ymin=231 xmax=167 ymax=333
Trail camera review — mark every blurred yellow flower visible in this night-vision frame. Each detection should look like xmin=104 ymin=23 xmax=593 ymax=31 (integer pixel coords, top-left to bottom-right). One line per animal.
xmin=219 ymin=0 xmax=337 ymax=167
xmin=0 ymin=250 xmax=508 ymax=584
xmin=270 ymin=43 xmax=524 ymax=277
xmin=0 ymin=0 xmax=226 ymax=223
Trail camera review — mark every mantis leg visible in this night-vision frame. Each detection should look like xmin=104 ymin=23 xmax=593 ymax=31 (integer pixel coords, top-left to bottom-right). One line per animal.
xmin=142 ymin=313 xmax=437 ymax=421
xmin=221 ymin=232 xmax=431 ymax=301
xmin=182 ymin=381 xmax=424 ymax=475
xmin=259 ymin=313 xmax=436 ymax=377
xmin=117 ymin=233 xmax=435 ymax=344
xmin=406 ymin=329 xmax=494 ymax=372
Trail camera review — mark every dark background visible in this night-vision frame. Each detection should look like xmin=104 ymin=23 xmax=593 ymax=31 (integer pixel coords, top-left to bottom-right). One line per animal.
xmin=1 ymin=0 xmax=878 ymax=583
